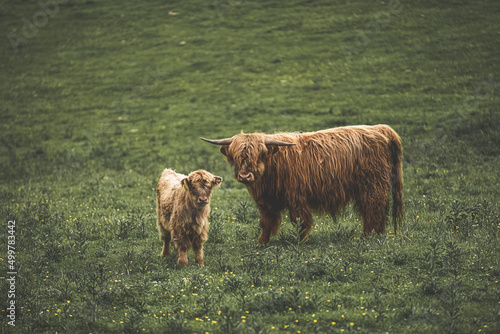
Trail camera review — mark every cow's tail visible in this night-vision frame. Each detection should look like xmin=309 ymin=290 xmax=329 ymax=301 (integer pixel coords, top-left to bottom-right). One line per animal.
xmin=390 ymin=131 xmax=404 ymax=235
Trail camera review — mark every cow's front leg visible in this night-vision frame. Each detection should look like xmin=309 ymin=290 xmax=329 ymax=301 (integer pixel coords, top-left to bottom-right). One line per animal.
xmin=290 ymin=207 xmax=313 ymax=242
xmin=257 ymin=209 xmax=281 ymax=245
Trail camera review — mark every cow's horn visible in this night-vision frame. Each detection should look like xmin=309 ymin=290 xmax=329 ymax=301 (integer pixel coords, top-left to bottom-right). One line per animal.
xmin=200 ymin=137 xmax=234 ymax=145
xmin=264 ymin=138 xmax=296 ymax=146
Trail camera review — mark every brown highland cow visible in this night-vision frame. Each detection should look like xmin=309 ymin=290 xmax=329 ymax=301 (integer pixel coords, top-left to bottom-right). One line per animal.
xmin=156 ymin=169 xmax=222 ymax=266
xmin=202 ymin=124 xmax=403 ymax=245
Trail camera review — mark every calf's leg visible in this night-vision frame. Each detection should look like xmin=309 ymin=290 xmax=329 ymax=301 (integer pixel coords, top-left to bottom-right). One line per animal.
xmin=177 ymin=245 xmax=189 ymax=266
xmin=161 ymin=231 xmax=171 ymax=257
xmin=192 ymin=237 xmax=205 ymax=266
xmin=157 ymin=223 xmax=171 ymax=257
xmin=173 ymin=235 xmax=190 ymax=266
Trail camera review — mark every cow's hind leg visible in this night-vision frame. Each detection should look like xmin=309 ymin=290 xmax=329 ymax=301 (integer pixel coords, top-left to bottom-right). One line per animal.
xmin=356 ymin=188 xmax=389 ymax=236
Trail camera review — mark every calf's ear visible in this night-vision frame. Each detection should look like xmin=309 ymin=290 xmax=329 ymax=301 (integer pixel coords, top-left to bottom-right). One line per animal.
xmin=213 ymin=176 xmax=222 ymax=187
xmin=181 ymin=178 xmax=190 ymax=191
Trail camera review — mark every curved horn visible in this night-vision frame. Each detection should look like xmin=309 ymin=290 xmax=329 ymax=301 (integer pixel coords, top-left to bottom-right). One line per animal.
xmin=264 ymin=138 xmax=296 ymax=146
xmin=200 ymin=137 xmax=234 ymax=145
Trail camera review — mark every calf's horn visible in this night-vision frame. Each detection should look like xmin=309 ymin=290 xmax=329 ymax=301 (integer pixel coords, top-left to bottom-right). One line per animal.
xmin=200 ymin=137 xmax=234 ymax=145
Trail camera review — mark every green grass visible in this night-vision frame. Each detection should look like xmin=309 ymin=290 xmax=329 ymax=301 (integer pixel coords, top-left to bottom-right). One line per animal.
xmin=1 ymin=0 xmax=499 ymax=333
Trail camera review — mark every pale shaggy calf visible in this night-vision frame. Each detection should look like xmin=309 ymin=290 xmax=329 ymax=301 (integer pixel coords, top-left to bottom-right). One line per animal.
xmin=156 ymin=169 xmax=222 ymax=266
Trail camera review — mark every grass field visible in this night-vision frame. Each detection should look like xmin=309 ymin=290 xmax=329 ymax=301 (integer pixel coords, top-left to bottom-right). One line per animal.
xmin=1 ymin=0 xmax=499 ymax=333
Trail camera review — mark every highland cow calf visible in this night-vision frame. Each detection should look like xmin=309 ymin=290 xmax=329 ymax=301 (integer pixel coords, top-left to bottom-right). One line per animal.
xmin=156 ymin=169 xmax=222 ymax=266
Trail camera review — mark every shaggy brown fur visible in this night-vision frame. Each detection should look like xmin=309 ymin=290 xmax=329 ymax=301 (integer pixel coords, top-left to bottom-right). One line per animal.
xmin=156 ymin=169 xmax=222 ymax=266
xmin=202 ymin=125 xmax=403 ymax=245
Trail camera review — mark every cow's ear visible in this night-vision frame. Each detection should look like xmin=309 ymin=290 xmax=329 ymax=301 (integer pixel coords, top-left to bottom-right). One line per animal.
xmin=181 ymin=178 xmax=190 ymax=191
xmin=268 ymin=145 xmax=280 ymax=156
xmin=220 ymin=146 xmax=229 ymax=156
xmin=212 ymin=176 xmax=222 ymax=187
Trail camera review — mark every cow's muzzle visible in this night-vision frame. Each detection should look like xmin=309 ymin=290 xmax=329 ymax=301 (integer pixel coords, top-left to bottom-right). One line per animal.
xmin=237 ymin=172 xmax=255 ymax=183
